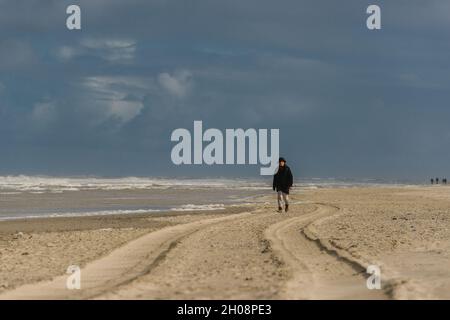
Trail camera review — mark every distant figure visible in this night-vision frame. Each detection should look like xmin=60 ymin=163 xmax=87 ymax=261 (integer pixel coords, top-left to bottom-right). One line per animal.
xmin=431 ymin=178 xmax=434 ymax=185
xmin=436 ymin=178 xmax=440 ymax=184
xmin=273 ymin=157 xmax=293 ymax=213
xmin=444 ymin=178 xmax=447 ymax=185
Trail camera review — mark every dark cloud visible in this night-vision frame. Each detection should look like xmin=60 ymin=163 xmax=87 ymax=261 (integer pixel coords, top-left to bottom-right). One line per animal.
xmin=0 ymin=0 xmax=449 ymax=180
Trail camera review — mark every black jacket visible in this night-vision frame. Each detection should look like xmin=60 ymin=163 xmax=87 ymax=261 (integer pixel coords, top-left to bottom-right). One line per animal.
xmin=273 ymin=165 xmax=293 ymax=194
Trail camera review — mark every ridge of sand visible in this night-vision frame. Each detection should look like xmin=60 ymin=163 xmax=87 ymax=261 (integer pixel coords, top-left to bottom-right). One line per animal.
xmin=1 ymin=195 xmax=427 ymax=300
xmin=0 ymin=211 xmax=254 ymax=299
xmin=302 ymin=208 xmax=402 ymax=299
xmin=304 ymin=215 xmax=449 ymax=300
xmin=264 ymin=204 xmax=388 ymax=299
xmin=102 ymin=202 xmax=387 ymax=299
xmin=97 ymin=205 xmax=290 ymax=299
xmin=304 ymin=187 xmax=450 ymax=299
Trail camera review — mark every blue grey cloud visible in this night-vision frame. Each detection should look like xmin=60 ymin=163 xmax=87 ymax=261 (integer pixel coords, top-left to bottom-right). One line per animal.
xmin=0 ymin=0 xmax=449 ymax=180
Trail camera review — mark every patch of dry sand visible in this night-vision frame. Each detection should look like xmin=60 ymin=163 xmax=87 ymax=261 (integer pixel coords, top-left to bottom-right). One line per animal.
xmin=306 ymin=187 xmax=450 ymax=299
xmin=0 ymin=208 xmax=246 ymax=293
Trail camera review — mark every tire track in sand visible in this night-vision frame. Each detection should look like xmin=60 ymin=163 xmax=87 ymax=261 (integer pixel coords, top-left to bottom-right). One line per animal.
xmin=98 ymin=207 xmax=291 ymax=299
xmin=264 ymin=204 xmax=389 ymax=299
xmin=0 ymin=211 xmax=254 ymax=300
xmin=1 ymin=202 xmax=390 ymax=299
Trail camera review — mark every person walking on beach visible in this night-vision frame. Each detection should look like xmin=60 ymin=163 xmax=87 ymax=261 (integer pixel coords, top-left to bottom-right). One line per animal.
xmin=273 ymin=157 xmax=293 ymax=213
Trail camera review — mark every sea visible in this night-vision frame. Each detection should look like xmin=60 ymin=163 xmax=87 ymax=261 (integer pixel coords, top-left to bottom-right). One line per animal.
xmin=0 ymin=175 xmax=419 ymax=220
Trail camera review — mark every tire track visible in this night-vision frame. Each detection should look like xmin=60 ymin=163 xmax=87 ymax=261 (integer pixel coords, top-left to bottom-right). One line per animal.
xmin=264 ymin=204 xmax=389 ymax=299
xmin=1 ymin=202 xmax=390 ymax=300
xmin=99 ymin=208 xmax=286 ymax=299
xmin=0 ymin=211 xmax=254 ymax=300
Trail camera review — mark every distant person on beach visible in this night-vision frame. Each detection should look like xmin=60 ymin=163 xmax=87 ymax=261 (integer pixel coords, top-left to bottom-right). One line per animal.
xmin=444 ymin=178 xmax=447 ymax=185
xmin=273 ymin=157 xmax=293 ymax=213
xmin=436 ymin=178 xmax=440 ymax=184
xmin=431 ymin=178 xmax=434 ymax=185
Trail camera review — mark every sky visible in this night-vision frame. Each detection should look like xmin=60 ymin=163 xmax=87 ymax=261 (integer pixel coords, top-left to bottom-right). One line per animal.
xmin=0 ymin=0 xmax=449 ymax=180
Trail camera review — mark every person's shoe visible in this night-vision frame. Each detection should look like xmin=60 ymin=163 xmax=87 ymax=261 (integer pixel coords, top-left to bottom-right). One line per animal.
xmin=285 ymin=204 xmax=289 ymax=212
xmin=278 ymin=206 xmax=283 ymax=212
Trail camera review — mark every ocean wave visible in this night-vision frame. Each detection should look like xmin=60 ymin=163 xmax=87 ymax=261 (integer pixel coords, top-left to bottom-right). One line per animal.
xmin=0 ymin=203 xmax=229 ymax=221
xmin=171 ymin=204 xmax=226 ymax=211
xmin=0 ymin=208 xmax=162 ymax=221
xmin=0 ymin=175 xmax=270 ymax=193
xmin=0 ymin=175 xmax=417 ymax=194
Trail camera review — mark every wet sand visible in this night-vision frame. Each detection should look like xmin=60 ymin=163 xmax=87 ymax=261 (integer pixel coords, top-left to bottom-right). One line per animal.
xmin=1 ymin=186 xmax=449 ymax=299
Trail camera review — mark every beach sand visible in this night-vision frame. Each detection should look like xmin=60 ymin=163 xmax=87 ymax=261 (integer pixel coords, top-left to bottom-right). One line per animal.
xmin=0 ymin=208 xmax=248 ymax=293
xmin=0 ymin=186 xmax=449 ymax=299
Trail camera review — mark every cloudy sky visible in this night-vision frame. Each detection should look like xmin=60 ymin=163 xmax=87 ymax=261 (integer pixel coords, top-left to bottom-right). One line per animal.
xmin=0 ymin=0 xmax=449 ymax=180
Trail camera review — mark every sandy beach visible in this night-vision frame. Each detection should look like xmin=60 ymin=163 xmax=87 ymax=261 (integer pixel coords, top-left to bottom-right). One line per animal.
xmin=0 ymin=185 xmax=449 ymax=299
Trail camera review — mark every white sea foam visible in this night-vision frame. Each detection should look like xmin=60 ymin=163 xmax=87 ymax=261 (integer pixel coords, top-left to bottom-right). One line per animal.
xmin=171 ymin=204 xmax=226 ymax=211
xmin=0 ymin=175 xmax=270 ymax=193
xmin=0 ymin=203 xmax=230 ymax=221
xmin=0 ymin=208 xmax=162 ymax=221
xmin=0 ymin=175 xmax=417 ymax=195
